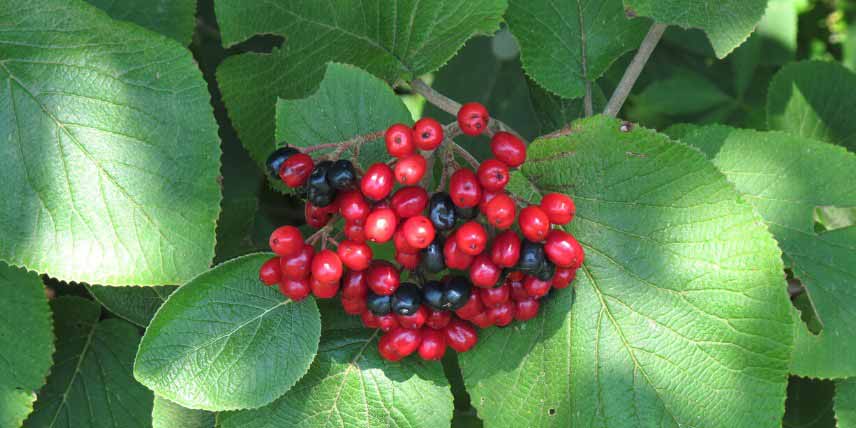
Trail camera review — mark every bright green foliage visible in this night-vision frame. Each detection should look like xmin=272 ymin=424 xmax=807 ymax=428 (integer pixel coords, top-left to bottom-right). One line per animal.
xmin=461 ymin=116 xmax=793 ymax=428
xmin=86 ymin=284 xmax=177 ymax=327
xmin=837 ymin=379 xmax=856 ymax=427
xmin=134 ymin=254 xmax=321 ymax=411
xmin=216 ymin=0 xmax=508 ymax=170
xmin=152 ymin=397 xmax=216 ymax=428
xmin=0 ymin=263 xmax=52 ymax=428
xmin=754 ymin=0 xmax=799 ymax=66
xmin=84 ymin=0 xmax=197 ymax=44
xmin=276 ymin=63 xmax=413 ymax=170
xmin=505 ymin=0 xmax=649 ymax=99
xmin=672 ymin=125 xmax=856 ymax=379
xmin=624 ymin=0 xmax=768 ymax=58
xmin=783 ymin=377 xmax=836 ymax=428
xmin=768 ymin=61 xmax=856 ymax=151
xmin=0 ymin=0 xmax=221 ymax=286
xmin=26 ymin=297 xmax=153 ymax=428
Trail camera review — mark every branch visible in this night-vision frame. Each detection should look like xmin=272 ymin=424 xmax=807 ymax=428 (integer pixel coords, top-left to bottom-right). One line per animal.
xmin=603 ymin=23 xmax=668 ymax=117
xmin=449 ymin=140 xmax=480 ymax=170
xmin=301 ymin=129 xmax=386 ymax=156
xmin=583 ymin=82 xmax=593 ymax=117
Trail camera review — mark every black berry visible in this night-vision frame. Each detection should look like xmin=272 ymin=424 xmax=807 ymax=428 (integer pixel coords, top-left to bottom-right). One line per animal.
xmin=428 ymin=192 xmax=456 ymax=231
xmin=517 ymin=240 xmax=545 ymax=273
xmin=444 ymin=275 xmax=472 ymax=310
xmin=420 ymin=235 xmax=446 ymax=273
xmin=308 ymin=160 xmax=336 ymax=207
xmin=391 ymin=283 xmax=422 ymax=315
xmin=533 ymin=257 xmax=556 ymax=282
xmin=265 ymin=146 xmax=299 ymax=179
xmin=328 ymin=159 xmax=357 ymax=190
xmin=366 ymin=291 xmax=392 ymax=315
xmin=422 ymin=280 xmax=445 ymax=311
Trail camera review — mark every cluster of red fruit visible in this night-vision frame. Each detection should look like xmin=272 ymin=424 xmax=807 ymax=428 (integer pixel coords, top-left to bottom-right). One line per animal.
xmin=258 ymin=102 xmax=583 ymax=362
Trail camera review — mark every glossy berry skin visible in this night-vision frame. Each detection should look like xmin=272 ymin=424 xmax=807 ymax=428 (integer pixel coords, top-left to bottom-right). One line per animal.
xmin=480 ymin=283 xmax=510 ymax=308
xmin=490 ymin=230 xmax=521 ymax=268
xmin=544 ymin=229 xmax=581 ymax=268
xmin=310 ymin=277 xmax=340 ymax=299
xmin=337 ymin=190 xmax=370 ymax=223
xmin=392 ymin=283 xmax=423 ymax=315
xmin=422 ymin=280 xmax=445 ymax=311
xmin=519 ymin=206 xmax=551 ymax=242
xmin=385 ymin=124 xmax=416 ymax=158
xmin=534 ymin=257 xmax=556 ymax=282
xmin=552 ymin=267 xmax=576 ymax=289
xmin=311 ymin=249 xmax=343 ymax=283
xmin=489 ymin=301 xmax=515 ymax=327
xmin=470 ymin=311 xmax=494 ymax=329
xmin=269 ymin=226 xmax=304 ymax=257
xmin=394 ymin=154 xmax=427 ymax=185
xmin=341 ymin=270 xmax=369 ymax=300
xmin=402 ymin=216 xmax=435 ymax=249
xmin=337 ymin=240 xmax=373 ymax=271
xmin=454 ymin=289 xmax=483 ymax=320
xmin=428 ymin=192 xmax=456 ymax=231
xmin=367 ymin=291 xmax=392 ymax=315
xmin=524 ymin=275 xmax=551 ymax=298
xmin=379 ymin=328 xmax=422 ymax=361
xmin=344 ymin=221 xmax=367 ymax=243
xmin=259 ymin=257 xmax=282 ymax=285
xmin=365 ymin=208 xmax=398 ymax=243
xmin=341 ymin=296 xmax=367 ymax=315
xmin=390 ymin=186 xmax=429 ymax=219
xmin=514 ymin=299 xmax=540 ymax=321
xmin=393 ymin=228 xmax=417 ymax=253
xmin=307 ymin=161 xmax=336 ymax=207
xmin=509 ymin=279 xmax=529 ymax=302
xmin=456 ymin=221 xmax=488 ymax=256
xmin=540 ymin=193 xmax=575 ymax=225
xmin=376 ymin=313 xmax=400 ymax=332
xmin=449 ymin=168 xmax=482 ymax=208
xmin=420 ymin=236 xmax=446 ymax=273
xmin=279 ymin=278 xmax=311 ymax=301
xmin=360 ymin=310 xmax=381 ymax=329
xmin=279 ymin=153 xmax=314 ymax=188
xmin=477 ymin=159 xmax=510 ymax=191
xmin=418 ymin=328 xmax=447 ymax=360
xmin=328 ymin=159 xmax=357 ymax=190
xmin=507 ymin=270 xmax=525 ymax=282
xmin=517 ymin=240 xmax=545 ymax=273
xmin=413 ymin=117 xmax=444 ymax=150
xmin=478 ymin=190 xmax=499 ymax=216
xmin=426 ymin=309 xmax=452 ymax=329
xmin=266 ymin=146 xmax=299 ymax=179
xmin=444 ymin=318 xmax=479 ymax=352
xmin=396 ymin=305 xmax=428 ymax=329
xmin=397 ymin=250 xmax=421 ymax=270
xmin=469 ymin=254 xmax=501 ymax=288
xmin=367 ymin=261 xmax=400 ymax=296
xmin=490 ymin=132 xmax=526 ymax=167
xmin=457 ymin=102 xmax=490 ymax=136
xmin=443 ymin=231 xmax=474 ymax=270
xmin=305 ymin=202 xmax=334 ymax=228
xmin=360 ymin=163 xmax=395 ymax=201
xmin=282 ymin=244 xmax=314 ymax=280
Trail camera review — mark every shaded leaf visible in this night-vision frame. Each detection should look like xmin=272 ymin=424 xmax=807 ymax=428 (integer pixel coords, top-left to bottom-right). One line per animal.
xmin=635 ymin=69 xmax=733 ymax=115
xmin=152 ymin=396 xmax=215 ymax=428
xmin=837 ymin=379 xmax=856 ymax=427
xmin=783 ymin=377 xmax=835 ymax=428
xmin=84 ymin=0 xmax=197 ymax=45
xmin=527 ymin=77 xmax=606 ymax=135
xmin=86 ymin=284 xmax=177 ymax=327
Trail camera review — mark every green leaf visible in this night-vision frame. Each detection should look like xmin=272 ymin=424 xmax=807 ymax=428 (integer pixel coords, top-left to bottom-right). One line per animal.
xmin=783 ymin=377 xmax=835 ymax=428
xmin=0 ymin=263 xmax=53 ymax=427
xmin=768 ymin=61 xmax=856 ymax=152
xmin=837 ymin=379 xmax=856 ymax=427
xmin=26 ymin=296 xmax=153 ymax=428
xmin=83 ymin=0 xmax=197 ymax=45
xmin=0 ymin=0 xmax=221 ymax=286
xmin=217 ymin=327 xmax=453 ymax=428
xmin=623 ymin=0 xmax=768 ymax=58
xmin=635 ymin=70 xmax=733 ymax=115
xmin=754 ymin=0 xmax=798 ymax=66
xmin=134 ymin=253 xmax=321 ymax=411
xmin=215 ymin=196 xmax=259 ymax=263
xmin=216 ymin=0 xmax=507 ymax=172
xmin=527 ymin=77 xmax=606 ymax=135
xmin=275 ymin=63 xmax=413 ymax=169
xmin=460 ymin=116 xmax=793 ymax=427
xmin=86 ymin=284 xmax=177 ymax=327
xmin=152 ymin=396 xmax=215 ymax=428
xmin=672 ymin=125 xmax=856 ymax=378
xmin=505 ymin=0 xmax=649 ymax=99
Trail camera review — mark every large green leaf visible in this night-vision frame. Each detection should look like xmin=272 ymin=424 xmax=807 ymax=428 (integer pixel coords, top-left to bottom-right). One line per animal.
xmin=634 ymin=69 xmax=733 ymax=115
xmin=134 ymin=253 xmax=321 ymax=411
xmin=0 ymin=263 xmax=53 ymax=427
xmin=837 ymin=379 xmax=856 ymax=427
xmin=460 ymin=116 xmax=793 ymax=427
xmin=0 ymin=0 xmax=221 ymax=286
xmin=768 ymin=61 xmax=856 ymax=152
xmin=84 ymin=0 xmax=197 ymax=45
xmin=671 ymin=125 xmax=856 ymax=379
xmin=623 ymin=0 xmax=768 ymax=58
xmin=26 ymin=296 xmax=153 ymax=428
xmin=86 ymin=284 xmax=177 ymax=327
xmin=505 ymin=0 xmax=649 ymax=99
xmin=216 ymin=0 xmax=507 ymax=171
xmin=783 ymin=377 xmax=835 ymax=428
xmin=218 ymin=323 xmax=453 ymax=428
xmin=152 ymin=396 xmax=215 ymax=428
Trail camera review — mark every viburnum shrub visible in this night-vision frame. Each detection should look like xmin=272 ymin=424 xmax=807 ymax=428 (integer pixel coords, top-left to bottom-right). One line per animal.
xmin=4 ymin=1 xmax=856 ymax=428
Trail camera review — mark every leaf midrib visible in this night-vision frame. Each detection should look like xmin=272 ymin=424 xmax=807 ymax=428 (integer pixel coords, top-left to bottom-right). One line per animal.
xmin=46 ymin=318 xmax=98 ymax=428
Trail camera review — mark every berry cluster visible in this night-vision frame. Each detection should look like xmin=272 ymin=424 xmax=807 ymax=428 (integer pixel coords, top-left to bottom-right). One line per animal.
xmin=259 ymin=102 xmax=583 ymax=362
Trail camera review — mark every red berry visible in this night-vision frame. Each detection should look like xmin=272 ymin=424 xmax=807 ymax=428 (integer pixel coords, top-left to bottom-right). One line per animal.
xmin=394 ymin=154 xmax=427 ymax=185
xmin=490 ymin=132 xmax=526 ymax=167
xmin=367 ymin=261 xmax=400 ymax=296
xmin=524 ymin=275 xmax=551 ymax=298
xmin=365 ymin=207 xmax=398 ymax=243
xmin=519 ymin=206 xmax=551 ymax=242
xmin=281 ymin=244 xmax=314 ymax=280
xmin=484 ymin=194 xmax=516 ymax=229
xmin=360 ymin=163 xmax=394 ymax=201
xmin=469 ymin=254 xmax=501 ymax=288
xmin=488 ymin=301 xmax=515 ymax=327
xmin=456 ymin=221 xmax=488 ymax=255
xmin=278 ymin=278 xmax=311 ymax=301
xmin=393 ymin=228 xmax=418 ymax=253
xmin=310 ymin=276 xmax=340 ymax=299
xmin=305 ymin=202 xmax=334 ymax=228
xmin=413 ymin=117 xmax=444 ymax=150
xmin=509 ymin=279 xmax=529 ymax=302
xmin=402 ymin=216 xmax=435 ymax=249
xmin=390 ymin=186 xmax=429 ymax=219
xmin=396 ymin=305 xmax=428 ymax=329
xmin=395 ymin=251 xmax=421 ymax=270
xmin=544 ymin=229 xmax=583 ymax=268
xmin=385 ymin=124 xmax=416 ymax=158
xmin=337 ymin=190 xmax=370 ymax=223
xmin=344 ymin=221 xmax=367 ymax=243
xmin=478 ymin=190 xmax=499 ymax=216
xmin=457 ymin=102 xmax=489 ymax=136
xmin=418 ymin=328 xmax=447 ymax=360
xmin=378 ymin=333 xmax=401 ymax=361
xmin=480 ymin=282 xmax=510 ymax=307
xmin=341 ymin=296 xmax=367 ymax=315
xmin=259 ymin=257 xmax=282 ymax=285
xmin=311 ymin=249 xmax=343 ymax=283
xmin=337 ymin=240 xmax=372 ymax=271
xmin=279 ymin=153 xmax=314 ymax=187
xmin=426 ymin=309 xmax=452 ymax=329
xmin=540 ymin=193 xmax=575 ymax=225
xmin=507 ymin=270 xmax=525 ymax=282
xmin=454 ymin=291 xmax=483 ymax=320
xmin=379 ymin=327 xmax=422 ymax=361
xmin=514 ymin=299 xmax=540 ymax=321
xmin=470 ymin=311 xmax=494 ymax=328
xmin=443 ymin=231 xmax=474 ymax=270
xmin=490 ymin=230 xmax=521 ymax=268
xmin=552 ymin=267 xmax=576 ymax=289
xmin=269 ymin=226 xmax=304 ymax=256
xmin=444 ymin=318 xmax=478 ymax=352
xmin=376 ymin=313 xmax=400 ymax=332
xmin=342 ymin=270 xmax=369 ymax=300
xmin=361 ymin=310 xmax=380 ymax=329
xmin=477 ymin=159 xmax=510 ymax=191
xmin=449 ymin=168 xmax=482 ymax=208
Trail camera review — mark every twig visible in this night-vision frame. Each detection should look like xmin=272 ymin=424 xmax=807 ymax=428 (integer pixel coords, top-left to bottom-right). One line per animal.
xmin=449 ymin=140 xmax=480 ymax=170
xmin=300 ymin=129 xmax=385 ymax=155
xmin=603 ymin=23 xmax=668 ymax=117
xmin=583 ymin=82 xmax=593 ymax=117
xmin=307 ymin=222 xmax=336 ymax=244
xmin=436 ymin=145 xmax=456 ymax=191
